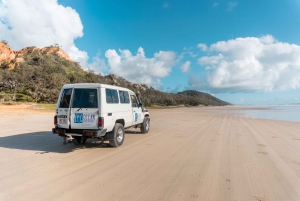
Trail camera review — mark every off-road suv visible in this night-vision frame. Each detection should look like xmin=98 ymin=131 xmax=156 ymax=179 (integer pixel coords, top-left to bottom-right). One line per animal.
xmin=52 ymin=83 xmax=150 ymax=147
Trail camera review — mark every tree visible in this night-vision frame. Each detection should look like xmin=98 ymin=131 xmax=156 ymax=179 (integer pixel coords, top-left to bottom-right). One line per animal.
xmin=1 ymin=39 xmax=8 ymax=45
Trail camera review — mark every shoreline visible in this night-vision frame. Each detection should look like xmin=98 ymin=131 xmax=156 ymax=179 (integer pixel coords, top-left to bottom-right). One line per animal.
xmin=2 ymin=104 xmax=300 ymax=122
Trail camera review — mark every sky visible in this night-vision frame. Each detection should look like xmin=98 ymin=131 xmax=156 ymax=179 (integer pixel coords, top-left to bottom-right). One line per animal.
xmin=1 ymin=0 xmax=300 ymax=105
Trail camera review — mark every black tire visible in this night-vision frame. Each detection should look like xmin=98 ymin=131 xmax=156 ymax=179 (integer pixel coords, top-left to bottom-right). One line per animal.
xmin=109 ymin=123 xmax=125 ymax=147
xmin=140 ymin=117 xmax=150 ymax=134
xmin=73 ymin=136 xmax=87 ymax=145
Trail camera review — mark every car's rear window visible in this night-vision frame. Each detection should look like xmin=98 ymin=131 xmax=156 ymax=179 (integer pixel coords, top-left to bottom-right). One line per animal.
xmin=72 ymin=89 xmax=98 ymax=108
xmin=59 ymin=88 xmax=72 ymax=108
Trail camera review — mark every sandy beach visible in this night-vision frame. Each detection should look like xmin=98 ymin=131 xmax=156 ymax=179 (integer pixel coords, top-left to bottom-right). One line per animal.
xmin=0 ymin=105 xmax=300 ymax=201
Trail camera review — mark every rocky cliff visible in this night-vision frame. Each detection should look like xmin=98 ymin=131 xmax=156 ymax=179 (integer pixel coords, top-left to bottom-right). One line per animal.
xmin=0 ymin=42 xmax=17 ymax=69
xmin=0 ymin=42 xmax=71 ymax=69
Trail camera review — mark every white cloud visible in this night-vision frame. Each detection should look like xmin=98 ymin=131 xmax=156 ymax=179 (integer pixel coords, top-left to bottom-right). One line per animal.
xmin=181 ymin=47 xmax=197 ymax=59
xmin=199 ymin=54 xmax=223 ymax=66
xmin=105 ymin=47 xmax=176 ymax=89
xmin=180 ymin=52 xmax=197 ymax=60
xmin=183 ymin=46 xmax=193 ymax=51
xmin=166 ymin=84 xmax=182 ymax=93
xmin=213 ymin=2 xmax=219 ymax=7
xmin=163 ymin=2 xmax=169 ymax=8
xmin=228 ymin=1 xmax=238 ymax=11
xmin=180 ymin=61 xmax=191 ymax=72
xmin=197 ymin=43 xmax=208 ymax=51
xmin=191 ymin=35 xmax=300 ymax=93
xmin=87 ymin=53 xmax=108 ymax=74
xmin=0 ymin=0 xmax=88 ymax=67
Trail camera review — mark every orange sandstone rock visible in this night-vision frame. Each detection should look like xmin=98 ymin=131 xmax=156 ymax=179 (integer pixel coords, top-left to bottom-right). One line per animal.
xmin=0 ymin=43 xmax=73 ymax=69
xmin=0 ymin=42 xmax=16 ymax=66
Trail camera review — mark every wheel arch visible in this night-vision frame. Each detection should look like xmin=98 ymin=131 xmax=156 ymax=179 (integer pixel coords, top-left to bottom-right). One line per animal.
xmin=115 ymin=119 xmax=125 ymax=127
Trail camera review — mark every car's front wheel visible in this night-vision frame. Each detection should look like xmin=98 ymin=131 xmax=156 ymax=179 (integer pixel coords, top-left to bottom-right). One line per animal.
xmin=140 ymin=117 xmax=150 ymax=134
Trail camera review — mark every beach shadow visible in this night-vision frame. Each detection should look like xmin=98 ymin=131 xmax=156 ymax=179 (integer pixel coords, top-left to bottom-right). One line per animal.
xmin=0 ymin=131 xmax=114 ymax=154
xmin=125 ymin=130 xmax=143 ymax=135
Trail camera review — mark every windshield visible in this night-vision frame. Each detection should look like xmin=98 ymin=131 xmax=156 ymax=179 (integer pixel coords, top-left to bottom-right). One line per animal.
xmin=72 ymin=89 xmax=98 ymax=108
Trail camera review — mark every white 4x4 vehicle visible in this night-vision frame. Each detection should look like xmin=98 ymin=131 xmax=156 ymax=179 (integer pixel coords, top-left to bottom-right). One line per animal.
xmin=52 ymin=83 xmax=150 ymax=147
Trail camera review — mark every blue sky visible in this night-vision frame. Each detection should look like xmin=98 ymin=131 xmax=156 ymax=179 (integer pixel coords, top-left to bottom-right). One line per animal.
xmin=1 ymin=0 xmax=300 ymax=105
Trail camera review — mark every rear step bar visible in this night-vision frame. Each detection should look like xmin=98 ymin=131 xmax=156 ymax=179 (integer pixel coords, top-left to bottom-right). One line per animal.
xmin=52 ymin=128 xmax=107 ymax=138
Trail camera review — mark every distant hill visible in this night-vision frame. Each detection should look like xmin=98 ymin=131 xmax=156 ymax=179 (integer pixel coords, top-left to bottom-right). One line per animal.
xmin=177 ymin=90 xmax=229 ymax=106
xmin=0 ymin=42 xmax=230 ymax=106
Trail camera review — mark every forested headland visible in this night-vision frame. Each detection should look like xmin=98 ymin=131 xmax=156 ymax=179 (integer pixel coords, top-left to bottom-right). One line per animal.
xmin=0 ymin=42 xmax=229 ymax=106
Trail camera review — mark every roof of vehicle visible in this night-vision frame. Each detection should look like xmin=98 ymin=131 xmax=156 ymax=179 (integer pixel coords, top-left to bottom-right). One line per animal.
xmin=62 ymin=83 xmax=136 ymax=94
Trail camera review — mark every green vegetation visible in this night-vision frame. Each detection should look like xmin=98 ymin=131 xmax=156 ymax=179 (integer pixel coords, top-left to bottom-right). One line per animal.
xmin=0 ymin=39 xmax=8 ymax=45
xmin=0 ymin=48 xmax=229 ymax=106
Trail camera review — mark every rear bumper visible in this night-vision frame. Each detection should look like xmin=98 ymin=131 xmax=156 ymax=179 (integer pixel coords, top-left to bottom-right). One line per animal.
xmin=52 ymin=128 xmax=107 ymax=138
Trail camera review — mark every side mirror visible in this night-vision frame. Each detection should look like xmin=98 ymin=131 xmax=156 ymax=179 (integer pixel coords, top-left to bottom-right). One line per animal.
xmin=138 ymin=103 xmax=143 ymax=108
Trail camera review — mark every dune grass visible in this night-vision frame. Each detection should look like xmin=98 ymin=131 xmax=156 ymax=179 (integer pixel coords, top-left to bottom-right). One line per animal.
xmin=0 ymin=102 xmax=189 ymax=111
xmin=28 ymin=104 xmax=56 ymax=111
xmin=0 ymin=102 xmax=56 ymax=111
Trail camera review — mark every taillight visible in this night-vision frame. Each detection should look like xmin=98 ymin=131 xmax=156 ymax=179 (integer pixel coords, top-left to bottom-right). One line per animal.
xmin=54 ymin=115 xmax=57 ymax=125
xmin=98 ymin=117 xmax=104 ymax=127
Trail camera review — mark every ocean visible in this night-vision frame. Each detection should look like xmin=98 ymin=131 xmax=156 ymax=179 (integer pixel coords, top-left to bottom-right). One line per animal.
xmin=239 ymin=105 xmax=300 ymax=122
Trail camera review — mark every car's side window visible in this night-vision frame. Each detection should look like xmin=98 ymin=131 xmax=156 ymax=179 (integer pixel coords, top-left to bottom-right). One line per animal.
xmin=106 ymin=89 xmax=112 ymax=103
xmin=130 ymin=95 xmax=138 ymax=107
xmin=119 ymin=91 xmax=130 ymax=104
xmin=106 ymin=89 xmax=119 ymax=104
xmin=124 ymin=92 xmax=130 ymax=103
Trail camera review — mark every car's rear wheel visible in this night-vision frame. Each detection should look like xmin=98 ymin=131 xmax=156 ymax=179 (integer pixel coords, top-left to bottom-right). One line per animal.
xmin=109 ymin=123 xmax=125 ymax=147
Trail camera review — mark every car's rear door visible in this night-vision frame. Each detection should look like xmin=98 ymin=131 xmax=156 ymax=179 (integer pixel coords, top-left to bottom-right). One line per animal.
xmin=57 ymin=88 xmax=73 ymax=129
xmin=70 ymin=88 xmax=99 ymax=129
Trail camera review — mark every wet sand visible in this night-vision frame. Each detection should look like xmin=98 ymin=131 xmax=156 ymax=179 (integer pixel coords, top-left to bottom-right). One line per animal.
xmin=0 ymin=105 xmax=300 ymax=201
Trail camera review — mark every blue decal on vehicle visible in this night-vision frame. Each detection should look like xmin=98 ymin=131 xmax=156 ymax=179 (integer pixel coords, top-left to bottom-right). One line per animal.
xmin=74 ymin=113 xmax=83 ymax=123
xmin=134 ymin=113 xmax=138 ymax=122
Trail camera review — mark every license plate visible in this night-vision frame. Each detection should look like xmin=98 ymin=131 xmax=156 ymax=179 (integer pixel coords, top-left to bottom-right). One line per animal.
xmin=58 ymin=118 xmax=67 ymax=124
xmin=74 ymin=113 xmax=96 ymax=123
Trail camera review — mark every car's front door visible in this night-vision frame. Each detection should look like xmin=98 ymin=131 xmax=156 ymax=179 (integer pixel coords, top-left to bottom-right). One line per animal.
xmin=131 ymin=95 xmax=143 ymax=125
